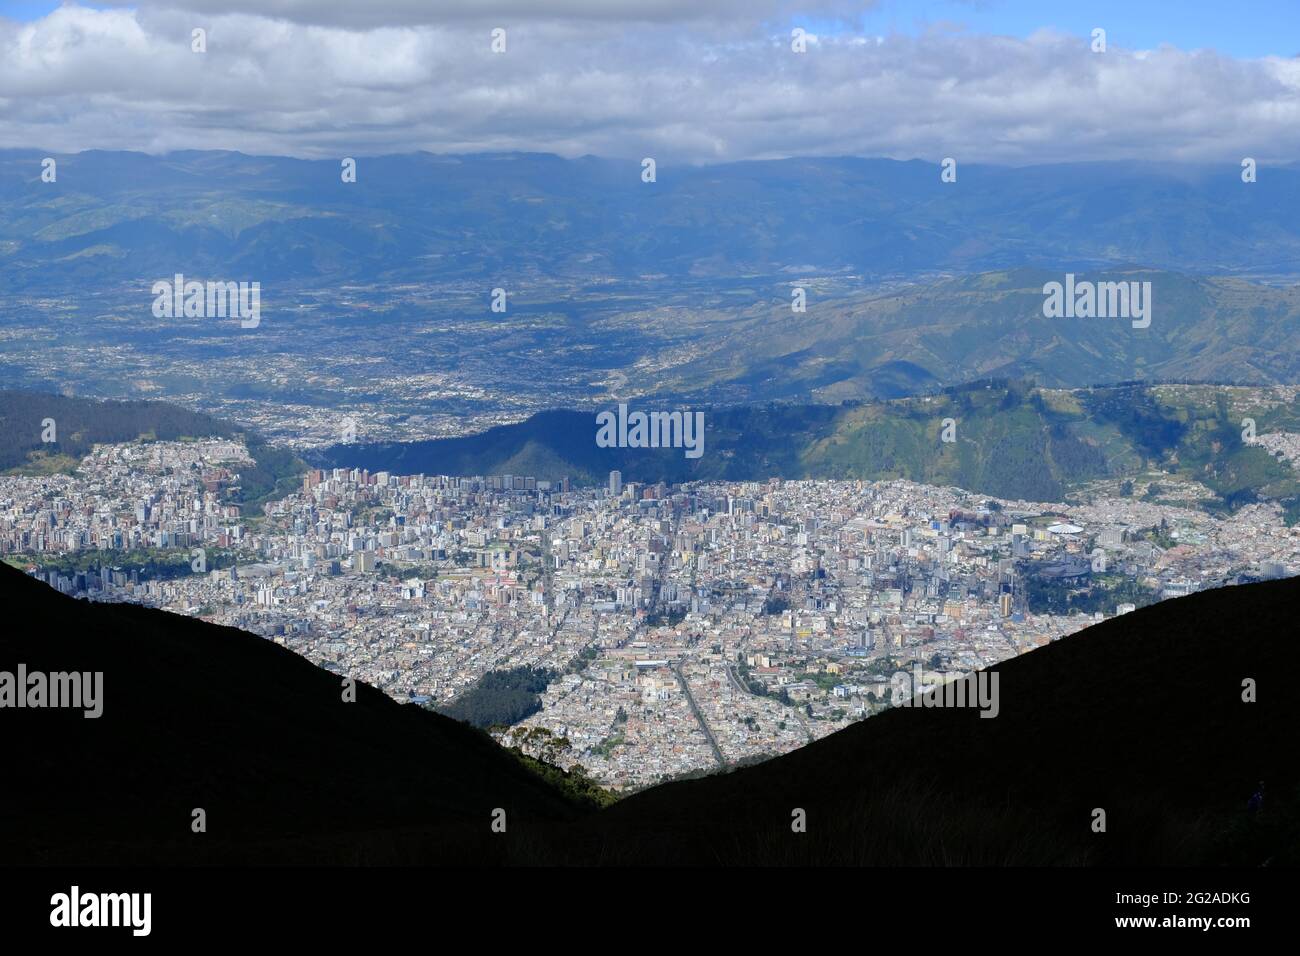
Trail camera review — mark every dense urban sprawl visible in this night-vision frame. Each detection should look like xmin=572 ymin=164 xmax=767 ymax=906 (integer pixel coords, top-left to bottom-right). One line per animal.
xmin=3 ymin=438 xmax=1297 ymax=788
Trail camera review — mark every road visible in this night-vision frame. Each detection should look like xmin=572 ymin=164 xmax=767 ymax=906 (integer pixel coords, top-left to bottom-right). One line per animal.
xmin=673 ymin=660 xmax=726 ymax=770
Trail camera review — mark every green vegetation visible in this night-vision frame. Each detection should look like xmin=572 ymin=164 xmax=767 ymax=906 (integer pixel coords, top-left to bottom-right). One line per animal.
xmin=386 ymin=563 xmax=439 ymax=581
xmin=643 ymin=608 xmax=686 ymax=627
xmin=1022 ymin=573 xmax=1160 ymax=616
xmin=7 ymin=451 xmax=82 ymax=475
xmin=567 ymin=645 xmax=600 ymax=673
xmin=436 ymin=666 xmax=558 ymax=729
xmin=734 ymin=662 xmax=766 ymax=696
xmin=1134 ymin=519 xmax=1178 ymax=549
xmin=796 ymin=672 xmax=842 ymax=692
xmin=8 ymin=382 xmax=1300 ymax=531
xmin=237 ymin=437 xmax=307 ymax=512
xmin=1283 ymin=497 xmax=1300 ymax=528
xmin=861 ymin=657 xmax=905 ymax=678
xmin=508 ymin=748 xmax=616 ymax=810
xmin=591 ymin=732 xmax=625 ymax=759
xmin=497 ymin=726 xmax=616 ymax=809
xmin=21 ymin=547 xmax=240 ymax=581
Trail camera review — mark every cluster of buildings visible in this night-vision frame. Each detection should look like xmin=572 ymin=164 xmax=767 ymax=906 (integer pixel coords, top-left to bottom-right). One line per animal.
xmin=2 ymin=438 xmax=1297 ymax=788
xmin=0 ymin=440 xmax=248 ymax=560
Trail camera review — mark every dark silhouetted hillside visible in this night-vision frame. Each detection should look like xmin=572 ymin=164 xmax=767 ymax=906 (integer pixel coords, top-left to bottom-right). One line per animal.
xmin=0 ymin=563 xmax=588 ymax=864
xmin=2 ymin=562 xmax=1296 ymax=865
xmin=549 ymin=577 xmax=1300 ymax=865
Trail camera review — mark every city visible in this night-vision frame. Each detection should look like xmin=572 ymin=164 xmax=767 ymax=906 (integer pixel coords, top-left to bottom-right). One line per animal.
xmin=5 ymin=434 xmax=1295 ymax=789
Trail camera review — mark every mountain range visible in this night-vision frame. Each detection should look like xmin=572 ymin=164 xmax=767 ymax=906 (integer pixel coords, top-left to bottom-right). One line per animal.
xmin=7 ymin=151 xmax=1300 ymax=417
xmin=656 ymin=269 xmax=1300 ymax=403
xmin=5 ymin=150 xmax=1300 ymax=291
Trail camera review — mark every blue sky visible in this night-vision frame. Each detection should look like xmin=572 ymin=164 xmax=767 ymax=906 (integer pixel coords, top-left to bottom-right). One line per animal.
xmin=851 ymin=0 xmax=1300 ymax=58
xmin=0 ymin=0 xmax=62 ymax=21
xmin=4 ymin=1 xmax=1298 ymax=58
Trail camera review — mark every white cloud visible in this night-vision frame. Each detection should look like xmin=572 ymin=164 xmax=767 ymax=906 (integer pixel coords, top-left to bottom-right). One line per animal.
xmin=90 ymin=0 xmax=871 ymax=29
xmin=1 ymin=3 xmax=1297 ymax=164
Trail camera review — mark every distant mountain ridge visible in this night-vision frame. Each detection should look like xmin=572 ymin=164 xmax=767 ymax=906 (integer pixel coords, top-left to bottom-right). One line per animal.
xmin=659 ymin=269 xmax=1300 ymax=402
xmin=5 ymin=150 xmax=1300 ymax=291
xmin=8 ymin=151 xmax=1300 ymax=416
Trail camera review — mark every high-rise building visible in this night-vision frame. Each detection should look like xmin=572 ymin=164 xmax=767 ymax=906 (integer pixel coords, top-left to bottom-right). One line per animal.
xmin=609 ymin=470 xmax=622 ymax=497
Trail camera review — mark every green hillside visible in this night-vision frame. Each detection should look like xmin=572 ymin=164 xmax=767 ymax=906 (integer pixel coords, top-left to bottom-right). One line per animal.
xmin=325 ymin=381 xmax=1300 ymax=512
xmin=654 ymin=270 xmax=1300 ymax=404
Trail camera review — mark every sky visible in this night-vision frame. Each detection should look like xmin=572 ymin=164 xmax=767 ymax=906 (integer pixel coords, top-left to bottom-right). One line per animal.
xmin=0 ymin=1 xmax=1297 ymax=163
